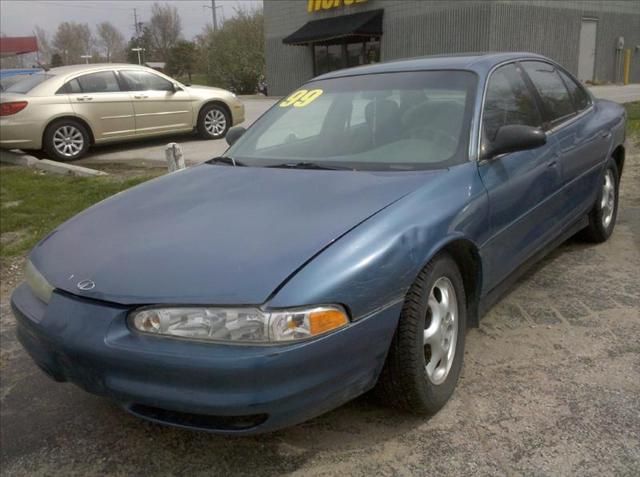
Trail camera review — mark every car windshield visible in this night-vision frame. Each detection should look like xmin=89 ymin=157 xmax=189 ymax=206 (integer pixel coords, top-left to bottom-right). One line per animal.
xmin=4 ymin=73 xmax=54 ymax=94
xmin=228 ymin=70 xmax=477 ymax=171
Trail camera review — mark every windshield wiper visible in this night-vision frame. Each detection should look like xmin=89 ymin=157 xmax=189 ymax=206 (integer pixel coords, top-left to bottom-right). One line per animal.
xmin=267 ymin=161 xmax=351 ymax=171
xmin=207 ymin=156 xmax=246 ymax=167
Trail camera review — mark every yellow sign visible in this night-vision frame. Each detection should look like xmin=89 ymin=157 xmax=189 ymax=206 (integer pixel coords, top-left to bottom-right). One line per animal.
xmin=279 ymin=89 xmax=324 ymax=108
xmin=307 ymin=0 xmax=368 ymax=13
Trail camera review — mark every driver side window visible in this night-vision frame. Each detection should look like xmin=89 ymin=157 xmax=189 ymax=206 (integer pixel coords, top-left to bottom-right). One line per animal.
xmin=483 ymin=63 xmax=542 ymax=143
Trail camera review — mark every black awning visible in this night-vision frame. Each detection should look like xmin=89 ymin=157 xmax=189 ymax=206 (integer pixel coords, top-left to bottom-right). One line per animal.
xmin=283 ymin=9 xmax=383 ymax=46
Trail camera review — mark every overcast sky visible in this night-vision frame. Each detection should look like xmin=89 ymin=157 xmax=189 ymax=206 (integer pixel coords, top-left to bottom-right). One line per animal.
xmin=0 ymin=0 xmax=263 ymax=40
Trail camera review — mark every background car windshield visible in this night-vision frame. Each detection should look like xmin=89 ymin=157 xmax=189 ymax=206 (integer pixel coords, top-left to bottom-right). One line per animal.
xmin=4 ymin=73 xmax=55 ymax=94
xmin=228 ymin=71 xmax=477 ymax=171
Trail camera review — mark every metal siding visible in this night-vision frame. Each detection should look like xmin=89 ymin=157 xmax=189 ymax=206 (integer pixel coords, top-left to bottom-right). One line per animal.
xmin=264 ymin=0 xmax=640 ymax=94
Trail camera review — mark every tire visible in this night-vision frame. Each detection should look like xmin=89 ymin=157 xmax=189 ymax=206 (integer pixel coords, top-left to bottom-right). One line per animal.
xmin=580 ymin=159 xmax=619 ymax=243
xmin=43 ymin=119 xmax=90 ymax=162
xmin=376 ymin=252 xmax=467 ymax=414
xmin=197 ymin=103 xmax=230 ymax=140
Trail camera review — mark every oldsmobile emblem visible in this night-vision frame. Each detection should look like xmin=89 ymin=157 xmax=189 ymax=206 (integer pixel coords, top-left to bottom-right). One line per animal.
xmin=77 ymin=279 xmax=95 ymax=291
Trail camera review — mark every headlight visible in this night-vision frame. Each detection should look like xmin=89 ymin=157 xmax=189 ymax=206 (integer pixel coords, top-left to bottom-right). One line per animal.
xmin=25 ymin=259 xmax=54 ymax=304
xmin=129 ymin=305 xmax=349 ymax=344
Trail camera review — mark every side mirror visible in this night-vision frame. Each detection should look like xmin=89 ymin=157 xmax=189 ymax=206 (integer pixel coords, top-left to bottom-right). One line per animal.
xmin=171 ymin=83 xmax=183 ymax=92
xmin=483 ymin=125 xmax=547 ymax=159
xmin=226 ymin=126 xmax=246 ymax=146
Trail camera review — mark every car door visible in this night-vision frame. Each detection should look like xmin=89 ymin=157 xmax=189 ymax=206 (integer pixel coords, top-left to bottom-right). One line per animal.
xmin=65 ymin=70 xmax=136 ymax=140
xmin=477 ymin=62 xmax=563 ymax=291
xmin=521 ymin=61 xmax=609 ymax=222
xmin=118 ymin=70 xmax=193 ymax=136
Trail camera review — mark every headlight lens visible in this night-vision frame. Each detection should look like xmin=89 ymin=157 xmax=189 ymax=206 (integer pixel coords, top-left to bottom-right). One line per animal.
xmin=129 ymin=305 xmax=349 ymax=344
xmin=25 ymin=259 xmax=54 ymax=304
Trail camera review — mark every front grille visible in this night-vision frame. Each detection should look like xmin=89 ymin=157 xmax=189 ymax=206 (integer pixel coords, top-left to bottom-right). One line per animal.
xmin=128 ymin=404 xmax=268 ymax=431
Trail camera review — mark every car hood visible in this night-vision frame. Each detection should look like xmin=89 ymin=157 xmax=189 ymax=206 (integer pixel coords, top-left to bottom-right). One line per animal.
xmin=30 ymin=164 xmax=439 ymax=305
xmin=186 ymin=84 xmax=231 ymax=96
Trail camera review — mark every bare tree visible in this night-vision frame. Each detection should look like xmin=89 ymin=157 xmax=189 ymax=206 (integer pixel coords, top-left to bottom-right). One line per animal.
xmin=52 ymin=22 xmax=92 ymax=65
xmin=96 ymin=22 xmax=125 ymax=62
xmin=148 ymin=3 xmax=182 ymax=62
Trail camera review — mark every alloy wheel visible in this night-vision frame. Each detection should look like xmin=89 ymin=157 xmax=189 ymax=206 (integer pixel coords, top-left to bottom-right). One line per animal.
xmin=601 ymin=169 xmax=615 ymax=229
xmin=423 ymin=276 xmax=458 ymax=385
xmin=53 ymin=125 xmax=84 ymax=158
xmin=204 ymin=109 xmax=227 ymax=136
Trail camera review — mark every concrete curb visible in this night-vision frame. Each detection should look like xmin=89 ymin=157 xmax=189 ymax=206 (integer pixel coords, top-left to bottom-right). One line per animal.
xmin=0 ymin=150 xmax=108 ymax=177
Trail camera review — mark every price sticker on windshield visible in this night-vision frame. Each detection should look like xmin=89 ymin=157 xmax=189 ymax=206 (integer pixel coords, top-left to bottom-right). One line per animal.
xmin=279 ymin=89 xmax=323 ymax=108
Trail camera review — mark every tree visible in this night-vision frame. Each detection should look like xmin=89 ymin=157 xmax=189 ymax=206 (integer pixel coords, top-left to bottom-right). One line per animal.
xmin=96 ymin=22 xmax=125 ymax=62
xmin=167 ymin=40 xmax=198 ymax=81
xmin=50 ymin=53 xmax=63 ymax=67
xmin=200 ymin=8 xmax=264 ymax=93
xmin=52 ymin=22 xmax=92 ymax=65
xmin=126 ymin=27 xmax=154 ymax=65
xmin=148 ymin=3 xmax=182 ymax=62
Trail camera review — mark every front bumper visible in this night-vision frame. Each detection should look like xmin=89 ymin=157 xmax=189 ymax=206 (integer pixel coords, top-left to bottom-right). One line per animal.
xmin=11 ymin=284 xmax=400 ymax=434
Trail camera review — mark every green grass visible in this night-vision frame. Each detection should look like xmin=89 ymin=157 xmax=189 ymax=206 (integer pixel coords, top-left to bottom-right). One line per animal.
xmin=624 ymin=101 xmax=640 ymax=140
xmin=0 ymin=166 xmax=157 ymax=257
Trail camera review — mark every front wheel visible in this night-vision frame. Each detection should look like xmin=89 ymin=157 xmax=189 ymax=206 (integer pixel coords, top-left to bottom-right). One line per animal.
xmin=197 ymin=104 xmax=230 ymax=140
xmin=580 ymin=159 xmax=619 ymax=243
xmin=376 ymin=252 xmax=467 ymax=414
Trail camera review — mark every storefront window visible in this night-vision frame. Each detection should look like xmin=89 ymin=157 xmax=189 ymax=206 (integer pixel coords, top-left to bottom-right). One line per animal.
xmin=313 ymin=37 xmax=380 ymax=75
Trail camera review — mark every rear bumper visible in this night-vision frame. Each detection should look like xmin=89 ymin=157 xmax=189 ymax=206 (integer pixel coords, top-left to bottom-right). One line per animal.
xmin=11 ymin=283 xmax=400 ymax=434
xmin=0 ymin=117 xmax=42 ymax=150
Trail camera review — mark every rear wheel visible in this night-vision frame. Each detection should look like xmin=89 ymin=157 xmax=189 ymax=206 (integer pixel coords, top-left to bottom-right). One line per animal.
xmin=580 ymin=159 xmax=619 ymax=243
xmin=376 ymin=252 xmax=466 ymax=414
xmin=197 ymin=103 xmax=230 ymax=140
xmin=43 ymin=120 xmax=90 ymax=161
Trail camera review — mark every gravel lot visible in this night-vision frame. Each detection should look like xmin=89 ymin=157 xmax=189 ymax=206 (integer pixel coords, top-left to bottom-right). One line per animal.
xmin=1 ymin=101 xmax=639 ymax=476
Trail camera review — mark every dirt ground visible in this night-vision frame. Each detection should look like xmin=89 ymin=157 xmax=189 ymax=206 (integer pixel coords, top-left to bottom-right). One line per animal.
xmin=1 ymin=147 xmax=638 ymax=476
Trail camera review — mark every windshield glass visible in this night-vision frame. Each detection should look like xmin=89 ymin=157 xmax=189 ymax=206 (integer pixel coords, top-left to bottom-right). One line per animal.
xmin=228 ymin=71 xmax=477 ymax=171
xmin=5 ymin=73 xmax=54 ymax=94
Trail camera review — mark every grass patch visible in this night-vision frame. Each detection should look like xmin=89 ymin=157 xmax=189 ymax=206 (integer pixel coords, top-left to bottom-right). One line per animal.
xmin=624 ymin=101 xmax=640 ymax=141
xmin=0 ymin=166 xmax=158 ymax=257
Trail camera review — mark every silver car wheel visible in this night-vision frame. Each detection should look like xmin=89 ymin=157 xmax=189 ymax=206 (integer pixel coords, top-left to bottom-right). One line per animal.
xmin=601 ymin=169 xmax=615 ymax=229
xmin=204 ymin=109 xmax=227 ymax=136
xmin=52 ymin=125 xmax=84 ymax=158
xmin=423 ymin=277 xmax=458 ymax=385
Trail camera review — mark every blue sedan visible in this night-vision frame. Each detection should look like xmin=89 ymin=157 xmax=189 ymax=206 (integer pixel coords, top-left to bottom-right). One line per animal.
xmin=11 ymin=52 xmax=626 ymax=434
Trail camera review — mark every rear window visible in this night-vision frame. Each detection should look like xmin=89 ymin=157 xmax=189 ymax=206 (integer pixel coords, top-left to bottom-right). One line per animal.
xmin=4 ymin=73 xmax=55 ymax=94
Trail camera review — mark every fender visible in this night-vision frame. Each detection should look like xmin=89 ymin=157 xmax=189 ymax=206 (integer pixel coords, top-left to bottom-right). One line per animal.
xmin=268 ymin=161 xmax=490 ymax=320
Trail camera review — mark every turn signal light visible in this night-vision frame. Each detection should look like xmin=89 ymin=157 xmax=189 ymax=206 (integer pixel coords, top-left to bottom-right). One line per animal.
xmin=308 ymin=309 xmax=349 ymax=335
xmin=0 ymin=101 xmax=28 ymax=116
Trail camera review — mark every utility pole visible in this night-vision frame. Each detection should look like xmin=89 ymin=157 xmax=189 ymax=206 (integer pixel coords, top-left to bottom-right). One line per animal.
xmin=204 ymin=1 xmax=222 ymax=32
xmin=133 ymin=8 xmax=140 ymax=36
xmin=212 ymin=0 xmax=217 ymax=32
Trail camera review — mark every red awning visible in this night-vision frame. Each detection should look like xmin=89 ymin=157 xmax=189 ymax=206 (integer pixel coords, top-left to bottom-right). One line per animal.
xmin=0 ymin=36 xmax=38 ymax=58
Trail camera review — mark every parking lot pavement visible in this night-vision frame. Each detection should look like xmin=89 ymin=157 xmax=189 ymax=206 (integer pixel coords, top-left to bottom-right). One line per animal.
xmin=1 ymin=130 xmax=639 ymax=474
xmin=589 ymin=84 xmax=640 ymax=104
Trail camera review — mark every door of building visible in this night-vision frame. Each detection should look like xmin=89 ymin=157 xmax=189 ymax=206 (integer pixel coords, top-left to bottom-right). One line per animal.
xmin=577 ymin=18 xmax=597 ymax=82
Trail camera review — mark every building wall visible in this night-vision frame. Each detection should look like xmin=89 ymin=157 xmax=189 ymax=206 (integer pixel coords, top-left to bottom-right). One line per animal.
xmin=264 ymin=0 xmax=640 ymax=96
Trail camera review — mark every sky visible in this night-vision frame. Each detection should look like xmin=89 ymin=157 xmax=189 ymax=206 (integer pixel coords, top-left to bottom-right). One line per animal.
xmin=0 ymin=0 xmax=263 ymax=40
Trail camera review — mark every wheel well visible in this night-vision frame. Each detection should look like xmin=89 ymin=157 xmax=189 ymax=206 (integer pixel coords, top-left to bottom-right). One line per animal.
xmin=611 ymin=145 xmax=624 ymax=179
xmin=442 ymin=239 xmax=483 ymax=327
xmin=199 ymin=101 xmax=232 ymax=123
xmin=43 ymin=116 xmax=95 ymax=146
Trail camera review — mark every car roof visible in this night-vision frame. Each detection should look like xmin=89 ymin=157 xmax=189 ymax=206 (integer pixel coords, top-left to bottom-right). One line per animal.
xmin=47 ymin=63 xmax=151 ymax=75
xmin=313 ymin=52 xmax=549 ymax=81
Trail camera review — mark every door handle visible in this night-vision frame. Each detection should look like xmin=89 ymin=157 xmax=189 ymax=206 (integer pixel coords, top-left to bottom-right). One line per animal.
xmin=77 ymin=95 xmax=93 ymax=101
xmin=601 ymin=130 xmax=612 ymax=140
xmin=133 ymin=94 xmax=148 ymax=99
